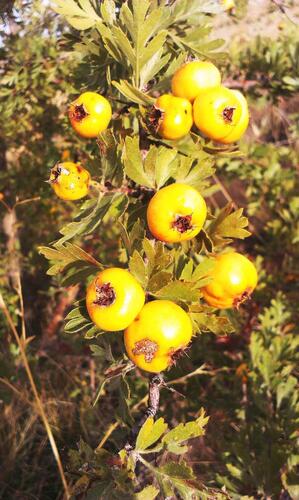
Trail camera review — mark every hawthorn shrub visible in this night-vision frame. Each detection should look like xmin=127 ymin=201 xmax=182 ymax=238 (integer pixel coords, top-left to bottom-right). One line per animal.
xmin=0 ymin=1 xmax=298 ymax=499
xmin=38 ymin=0 xmax=257 ymax=497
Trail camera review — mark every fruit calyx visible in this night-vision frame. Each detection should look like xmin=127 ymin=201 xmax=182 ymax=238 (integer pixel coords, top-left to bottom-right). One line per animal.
xmin=172 ymin=214 xmax=193 ymax=233
xmin=169 ymin=345 xmax=189 ymax=366
xmin=132 ymin=338 xmax=158 ymax=363
xmin=222 ymin=106 xmax=236 ymax=123
xmin=73 ymin=103 xmax=89 ymax=122
xmin=233 ymin=288 xmax=252 ymax=309
xmin=50 ymin=164 xmax=69 ymax=183
xmin=94 ymin=282 xmax=116 ymax=307
xmin=51 ymin=165 xmax=61 ymax=183
xmin=148 ymin=105 xmax=164 ymax=133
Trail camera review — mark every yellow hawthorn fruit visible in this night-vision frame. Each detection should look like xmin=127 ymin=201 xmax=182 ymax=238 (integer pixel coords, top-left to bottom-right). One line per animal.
xmin=69 ymin=91 xmax=112 ymax=138
xmin=49 ymin=162 xmax=90 ymax=201
xmin=221 ymin=0 xmax=235 ymax=11
xmin=202 ymin=252 xmax=258 ymax=309
xmin=171 ymin=60 xmax=221 ymax=103
xmin=86 ymin=268 xmax=145 ymax=332
xmin=124 ymin=300 xmax=193 ymax=373
xmin=152 ymin=94 xmax=193 ymax=140
xmin=193 ymin=86 xmax=249 ymax=143
xmin=147 ymin=183 xmax=207 ymax=243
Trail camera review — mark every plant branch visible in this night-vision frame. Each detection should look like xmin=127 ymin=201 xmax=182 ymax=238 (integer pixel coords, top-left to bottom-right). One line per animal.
xmin=126 ymin=373 xmax=164 ymax=448
xmin=97 ymin=367 xmax=211 ymax=450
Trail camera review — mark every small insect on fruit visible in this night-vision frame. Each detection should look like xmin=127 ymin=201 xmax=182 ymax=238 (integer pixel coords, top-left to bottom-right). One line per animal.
xmin=193 ymin=86 xmax=249 ymax=143
xmin=49 ymin=162 xmax=90 ymax=201
xmin=147 ymin=183 xmax=207 ymax=243
xmin=124 ymin=300 xmax=193 ymax=373
xmin=171 ymin=60 xmax=221 ymax=103
xmin=202 ymin=252 xmax=258 ymax=309
xmin=69 ymin=91 xmax=112 ymax=138
xmin=150 ymin=94 xmax=193 ymax=140
xmin=86 ymin=268 xmax=145 ymax=332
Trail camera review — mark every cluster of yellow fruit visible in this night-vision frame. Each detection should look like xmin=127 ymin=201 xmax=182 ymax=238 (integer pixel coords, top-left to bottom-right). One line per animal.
xmin=154 ymin=60 xmax=249 ymax=143
xmin=47 ymin=60 xmax=257 ymax=373
xmin=86 ymin=253 xmax=257 ymax=373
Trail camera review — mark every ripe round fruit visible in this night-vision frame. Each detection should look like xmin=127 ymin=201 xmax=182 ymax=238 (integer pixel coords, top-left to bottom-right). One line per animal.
xmin=147 ymin=183 xmax=207 ymax=243
xmin=152 ymin=94 xmax=193 ymax=140
xmin=202 ymin=252 xmax=258 ymax=309
xmin=124 ymin=300 xmax=193 ymax=373
xmin=86 ymin=268 xmax=145 ymax=332
xmin=49 ymin=162 xmax=90 ymax=201
xmin=69 ymin=91 xmax=112 ymax=138
xmin=193 ymin=86 xmax=249 ymax=143
xmin=171 ymin=60 xmax=221 ymax=103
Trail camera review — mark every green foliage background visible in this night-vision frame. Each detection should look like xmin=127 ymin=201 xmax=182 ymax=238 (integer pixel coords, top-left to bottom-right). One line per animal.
xmin=0 ymin=0 xmax=298 ymax=499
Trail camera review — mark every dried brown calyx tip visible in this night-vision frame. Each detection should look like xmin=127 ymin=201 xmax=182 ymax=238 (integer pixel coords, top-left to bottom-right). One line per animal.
xmin=172 ymin=214 xmax=193 ymax=233
xmin=73 ymin=103 xmax=89 ymax=122
xmin=222 ymin=106 xmax=236 ymax=123
xmin=50 ymin=164 xmax=62 ymax=183
xmin=233 ymin=288 xmax=252 ymax=309
xmin=148 ymin=106 xmax=163 ymax=132
xmin=132 ymin=338 xmax=158 ymax=363
xmin=169 ymin=345 xmax=189 ymax=366
xmin=94 ymin=282 xmax=116 ymax=307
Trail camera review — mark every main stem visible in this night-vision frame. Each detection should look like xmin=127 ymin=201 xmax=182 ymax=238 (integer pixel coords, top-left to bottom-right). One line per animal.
xmin=127 ymin=373 xmax=164 ymax=448
xmin=142 ymin=373 xmax=164 ymax=421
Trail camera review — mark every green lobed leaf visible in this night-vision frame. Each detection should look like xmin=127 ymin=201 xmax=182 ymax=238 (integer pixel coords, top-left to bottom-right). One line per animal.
xmin=142 ymin=239 xmax=174 ymax=275
xmin=191 ymin=258 xmax=215 ymax=287
xmin=158 ymin=461 xmax=195 ymax=480
xmin=57 ymin=193 xmax=128 ymax=244
xmin=100 ymin=0 xmax=116 ymax=24
xmin=153 ymin=281 xmax=199 ymax=302
xmin=140 ymin=51 xmax=171 ymax=88
xmin=155 ymin=460 xmax=201 ymax=500
xmin=111 ymin=26 xmax=135 ymax=67
xmin=162 ymin=410 xmax=209 ymax=454
xmin=140 ymin=31 xmax=167 ymax=67
xmin=154 ymin=147 xmax=178 ymax=189
xmin=179 ymin=260 xmax=194 ymax=281
xmin=64 ymin=303 xmax=93 ymax=334
xmin=136 ymin=485 xmax=159 ymax=500
xmin=96 ymin=22 xmax=127 ymax=64
xmin=123 ymin=137 xmax=155 ymax=188
xmin=190 ymin=310 xmax=235 ymax=335
xmin=129 ymin=250 xmax=148 ymax=288
xmin=147 ymin=270 xmax=173 ymax=293
xmin=135 ymin=417 xmax=168 ymax=451
xmin=52 ymin=0 xmax=100 ymax=30
xmin=112 ymin=80 xmax=154 ymax=105
xmin=207 ymin=203 xmax=251 ymax=246
xmin=39 ymin=242 xmax=102 ymax=277
xmin=174 ymin=153 xmax=215 ymax=190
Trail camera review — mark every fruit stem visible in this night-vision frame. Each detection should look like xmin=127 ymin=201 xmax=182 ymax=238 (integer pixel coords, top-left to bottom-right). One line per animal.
xmin=125 ymin=373 xmax=164 ymax=449
xmin=145 ymin=373 xmax=164 ymax=419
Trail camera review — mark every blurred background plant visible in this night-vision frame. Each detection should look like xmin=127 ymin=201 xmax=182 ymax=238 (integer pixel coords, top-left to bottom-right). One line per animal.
xmin=0 ymin=0 xmax=298 ymax=499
